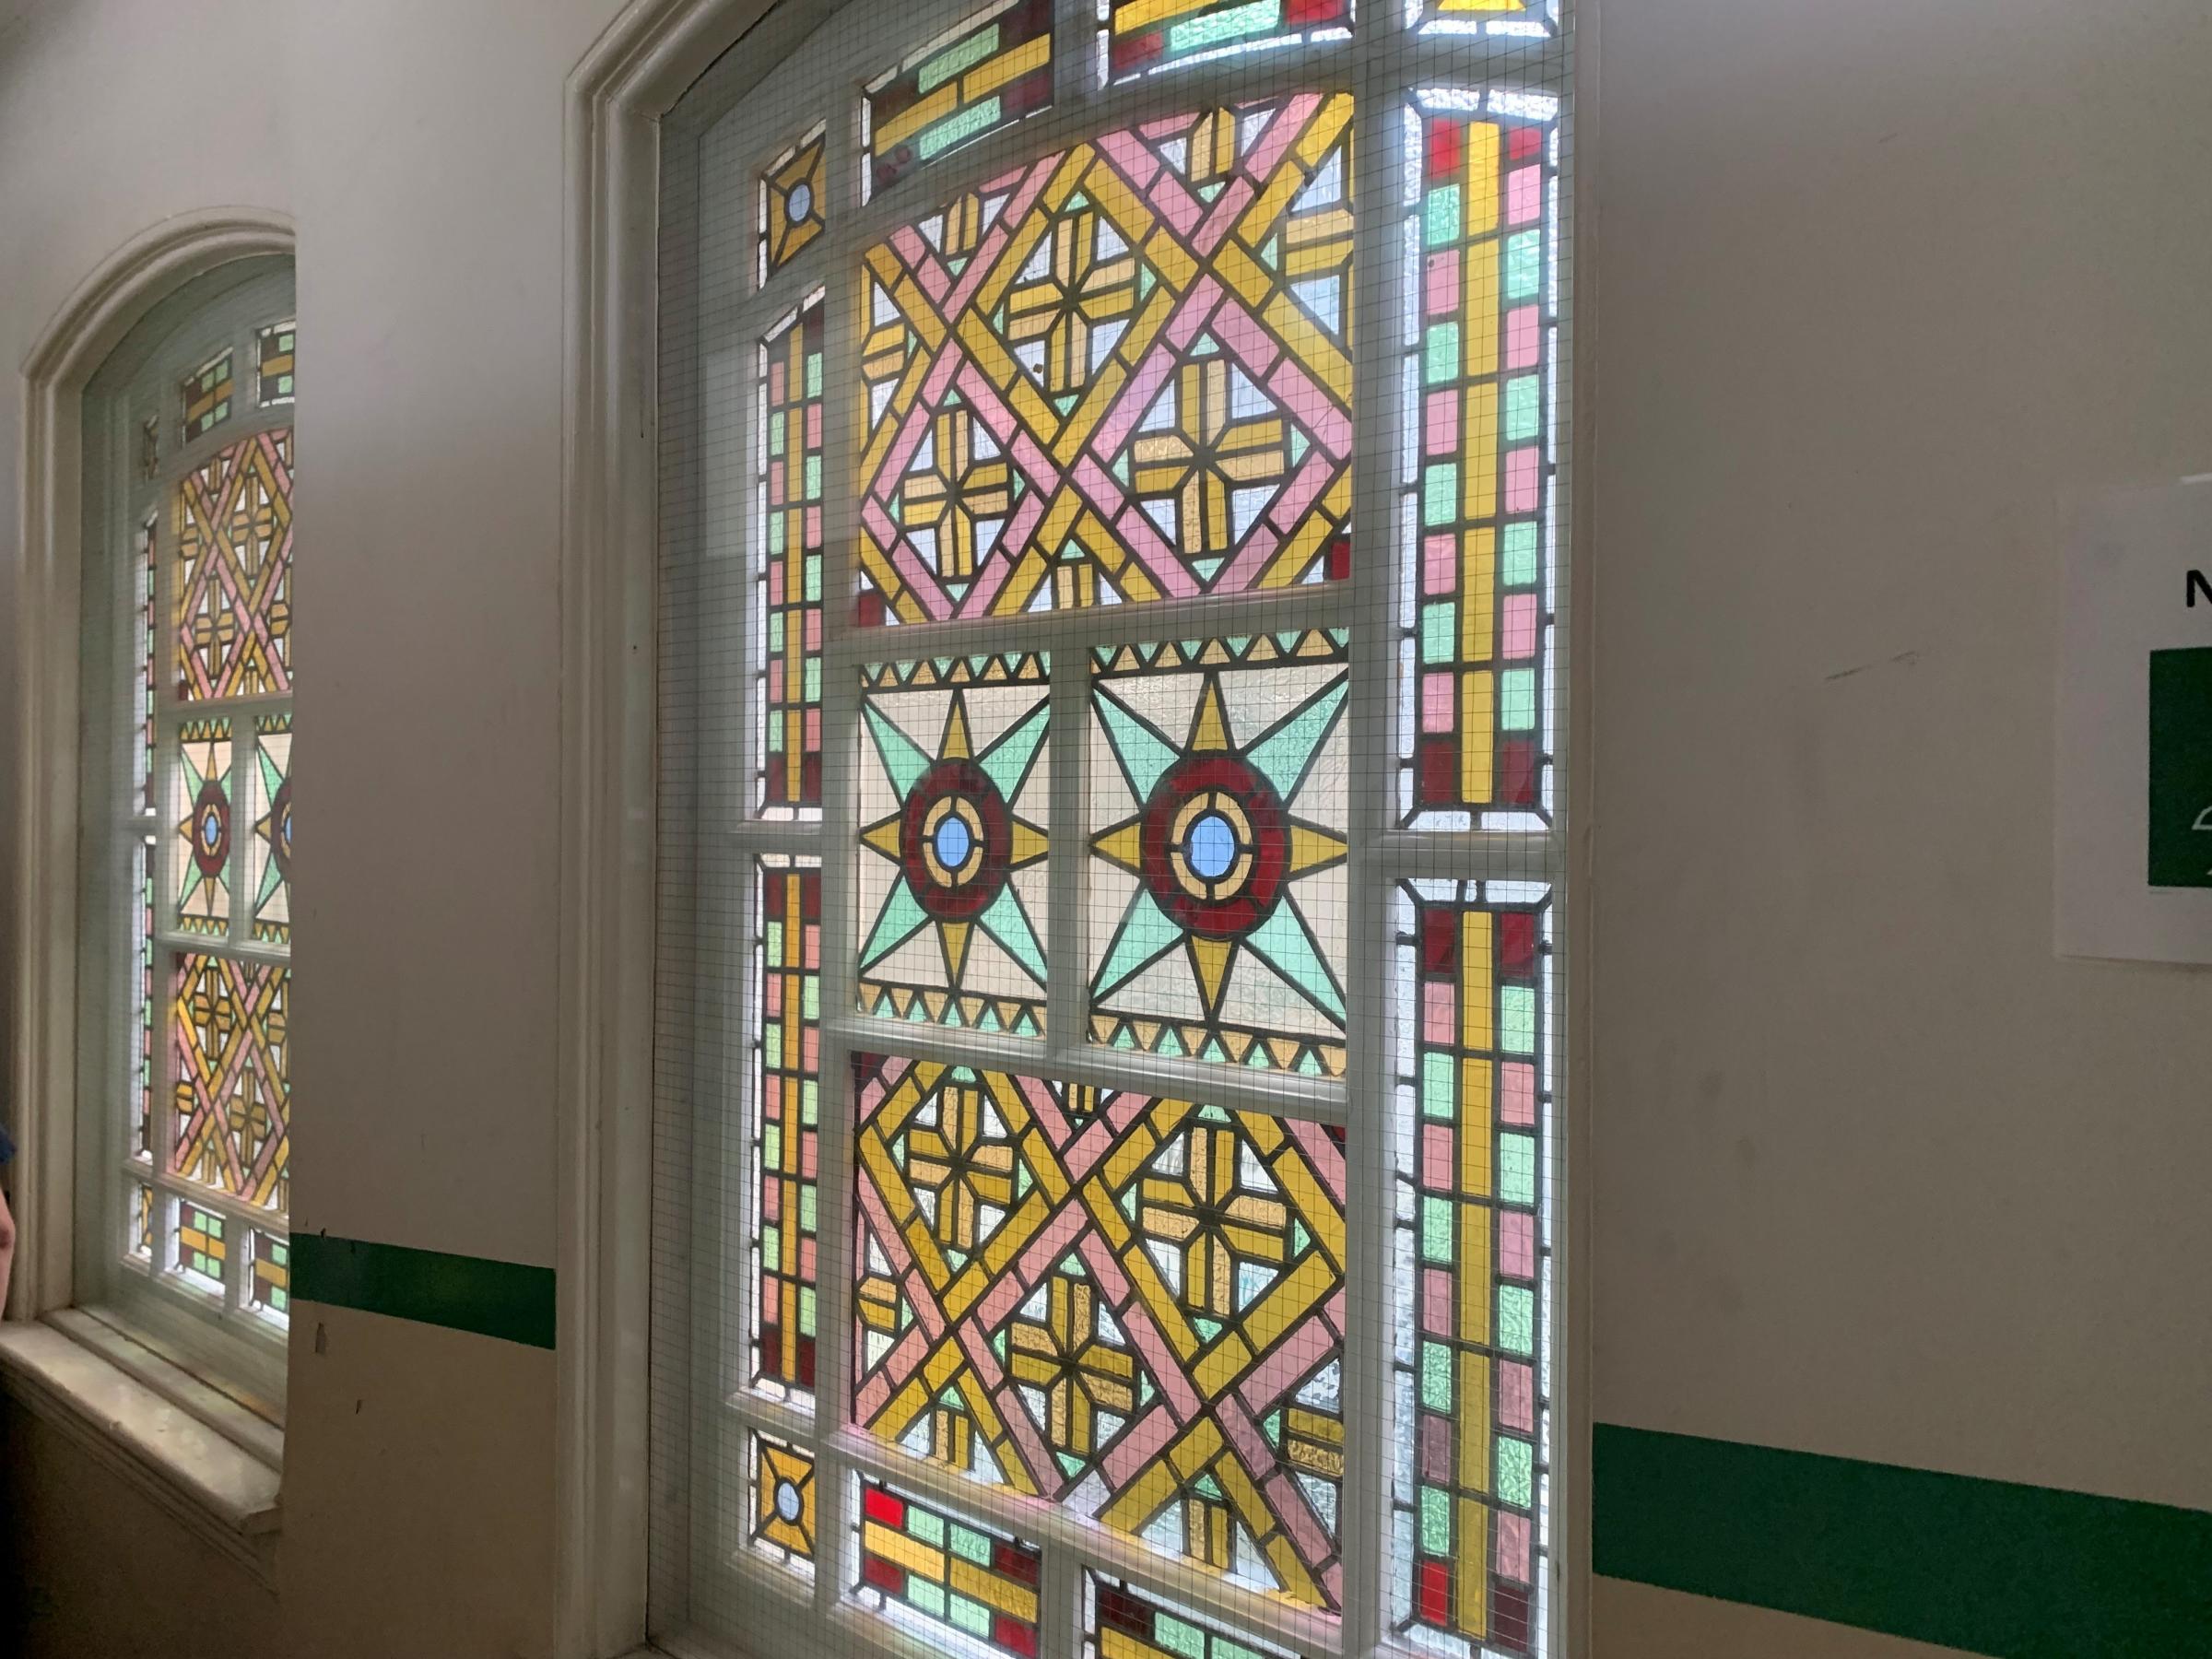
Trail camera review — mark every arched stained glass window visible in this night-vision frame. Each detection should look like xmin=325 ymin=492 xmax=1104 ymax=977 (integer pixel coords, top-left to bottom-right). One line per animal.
xmin=654 ymin=0 xmax=1567 ymax=1653
xmin=76 ymin=259 xmax=297 ymax=1405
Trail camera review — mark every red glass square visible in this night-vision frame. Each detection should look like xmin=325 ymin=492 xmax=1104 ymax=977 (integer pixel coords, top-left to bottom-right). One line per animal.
xmin=1417 ymin=1559 xmax=1452 ymax=1626
xmin=861 ymin=1553 xmax=904 ymax=1594
xmin=757 ymin=1322 xmax=781 ymax=1377
xmin=1324 ymin=536 xmax=1351 ymax=581
xmin=801 ymin=751 xmax=823 ymax=803
xmin=855 ymin=589 xmax=887 ymax=628
xmin=1286 ymin=0 xmax=1342 ymax=23
xmin=863 ymin=1486 xmax=905 ymax=1526
xmin=1418 ymin=737 xmax=1460 ymax=806
xmin=994 ymin=1616 xmax=1038 ymax=1657
xmin=1500 ymin=739 xmax=1538 ymax=806
xmin=794 ymin=1334 xmax=816 ymax=1389
xmin=1500 ymin=910 xmax=1537 ymax=975
xmin=1421 ymin=907 xmax=1457 ymax=974
xmin=764 ymin=752 xmax=787 ymax=803
xmin=1509 ymin=124 xmax=1543 ymax=160
xmin=994 ymin=1541 xmax=1040 ymax=1587
xmin=1426 ymin=119 xmax=1461 ymax=185
xmin=1493 ymin=1580 xmax=1532 ymax=1646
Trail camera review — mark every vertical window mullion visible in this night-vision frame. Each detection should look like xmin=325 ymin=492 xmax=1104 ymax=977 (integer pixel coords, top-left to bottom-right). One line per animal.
xmin=1338 ymin=38 xmax=1415 ymax=1659
xmin=806 ymin=82 xmax=867 ymax=1621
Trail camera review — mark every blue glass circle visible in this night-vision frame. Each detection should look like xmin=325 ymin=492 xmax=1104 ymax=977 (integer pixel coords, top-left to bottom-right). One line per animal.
xmin=201 ymin=809 xmax=223 ymax=851
xmin=1185 ymin=812 xmax=1236 ymax=880
xmin=774 ymin=1479 xmax=804 ymax=1524
xmin=934 ymin=816 xmax=973 ymax=868
xmin=786 ymin=182 xmax=813 ymax=224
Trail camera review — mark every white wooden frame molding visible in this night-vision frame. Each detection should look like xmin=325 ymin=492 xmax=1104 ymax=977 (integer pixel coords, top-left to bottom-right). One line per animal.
xmin=11 ymin=206 xmax=296 ymax=1324
xmin=557 ymin=5 xmax=1599 ymax=1657
xmin=559 ymin=6 xmax=780 ymax=1654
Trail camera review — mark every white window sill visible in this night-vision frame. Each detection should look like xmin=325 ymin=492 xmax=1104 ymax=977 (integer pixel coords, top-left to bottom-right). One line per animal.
xmin=0 ymin=1310 xmax=281 ymax=1585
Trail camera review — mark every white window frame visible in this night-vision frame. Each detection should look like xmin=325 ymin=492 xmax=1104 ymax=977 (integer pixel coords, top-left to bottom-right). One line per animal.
xmin=6 ymin=208 xmax=293 ymax=1561
xmin=554 ymin=2 xmax=1592 ymax=1655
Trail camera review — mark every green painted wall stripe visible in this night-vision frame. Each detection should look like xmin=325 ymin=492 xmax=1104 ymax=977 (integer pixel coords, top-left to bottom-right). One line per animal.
xmin=290 ymin=1234 xmax=556 ymax=1350
xmin=1594 ymin=1423 xmax=2212 ymax=1657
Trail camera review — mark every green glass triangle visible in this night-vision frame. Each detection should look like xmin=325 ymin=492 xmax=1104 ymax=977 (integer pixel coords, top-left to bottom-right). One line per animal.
xmin=1112 ymin=451 xmax=1134 ymax=487
xmin=1264 ymin=1410 xmax=1283 ymax=1446
xmin=863 ymin=702 xmax=935 ymax=801
xmin=993 ymin=1329 xmax=1009 ymax=1359
xmin=1291 ymin=1219 xmax=1310 ymax=1255
xmin=977 ymin=1006 xmax=1003 ymax=1031
xmin=1259 ymin=235 xmax=1280 ymax=270
xmin=1058 ymin=1452 xmax=1087 ymax=1477
xmin=1245 ymin=678 xmax=1347 ymax=799
xmin=1158 ymin=1028 xmax=1186 ymax=1057
xmin=1205 ymin=1036 xmax=1233 ymax=1064
xmin=978 ymin=886 xmax=1048 ymax=986
xmin=858 ymin=879 xmax=933 ymax=972
xmin=1296 ymin=1050 xmax=1324 ymax=1076
xmin=1095 ymin=690 xmax=1182 ymax=803
xmin=1137 ymin=267 xmax=1157 ymax=301
xmin=1112 ymin=1025 xmax=1138 ymax=1050
xmin=1015 ymin=1009 xmax=1041 ymax=1034
xmin=979 ymin=698 xmax=1052 ymax=801
xmin=1054 ymin=394 xmax=1077 ymax=415
xmin=1093 ymin=889 xmax=1182 ymax=1001
xmin=1242 ymin=899 xmax=1347 ymax=1023
xmin=1288 ymin=429 xmax=1310 ymax=465
xmin=1190 ymin=557 xmax=1225 ymax=582
xmin=1017 ymin=1163 xmax=1033 ymax=1199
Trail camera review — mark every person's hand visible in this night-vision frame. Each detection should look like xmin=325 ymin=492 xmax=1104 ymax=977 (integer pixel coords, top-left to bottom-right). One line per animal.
xmin=0 ymin=1185 xmax=16 ymax=1319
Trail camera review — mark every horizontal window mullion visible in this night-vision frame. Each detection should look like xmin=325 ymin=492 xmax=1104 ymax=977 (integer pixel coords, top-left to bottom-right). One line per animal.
xmin=822 ymin=1015 xmax=1350 ymax=1123
xmin=724 ymin=818 xmax=826 ymax=851
xmin=144 ymin=1171 xmax=287 ymax=1236
xmin=1369 ymin=827 xmax=1563 ymax=883
xmin=150 ymin=926 xmax=289 ymax=968
xmin=824 ymin=582 xmax=1351 ymax=670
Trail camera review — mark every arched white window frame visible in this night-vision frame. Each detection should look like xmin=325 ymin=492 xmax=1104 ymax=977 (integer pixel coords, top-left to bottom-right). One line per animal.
xmin=8 ymin=208 xmax=294 ymax=1567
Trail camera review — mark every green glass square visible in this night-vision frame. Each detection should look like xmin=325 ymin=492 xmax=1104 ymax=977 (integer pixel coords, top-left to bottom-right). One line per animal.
xmin=1499 ymin=1284 xmax=1535 ymax=1356
xmin=1421 ymin=602 xmax=1457 ymax=666
xmin=949 ymin=1524 xmax=993 ymax=1566
xmin=1497 ymin=1435 xmax=1535 ymax=1509
xmin=909 ymin=1578 xmax=947 ymax=1618
xmin=1500 ymin=667 xmax=1537 ymax=731
xmin=949 ymin=1595 xmax=993 ymax=1638
xmin=2148 ymin=646 xmax=2212 ymax=888
xmin=1422 ymin=464 xmax=1459 ymax=529
xmin=1504 ymin=375 xmax=1540 ymax=441
xmin=1424 ymin=323 xmax=1461 ymax=386
xmin=909 ymin=1507 xmax=946 ymax=1547
xmin=1421 ymin=1053 xmax=1456 ymax=1120
xmin=1155 ymin=1616 xmax=1205 ymax=1659
xmin=1501 ymin=983 xmax=1536 ymax=1053
xmin=802 ymin=976 xmax=820 ymax=1019
xmin=1420 ymin=1339 xmax=1453 ymax=1411
xmin=1501 ymin=522 xmax=1541 ymax=586
xmin=1421 ymin=1194 xmax=1453 ymax=1263
xmin=1419 ymin=1484 xmax=1453 ymax=1554
xmin=1500 ymin=1133 xmax=1537 ymax=1206
xmin=1424 ymin=185 xmax=1463 ymax=250
xmin=1504 ymin=231 xmax=1542 ymax=299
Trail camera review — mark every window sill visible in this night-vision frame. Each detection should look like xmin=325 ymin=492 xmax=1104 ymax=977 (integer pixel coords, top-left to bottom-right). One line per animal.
xmin=0 ymin=1311 xmax=281 ymax=1585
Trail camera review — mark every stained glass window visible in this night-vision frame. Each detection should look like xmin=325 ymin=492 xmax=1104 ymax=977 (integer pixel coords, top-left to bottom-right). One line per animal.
xmin=1389 ymin=881 xmax=1551 ymax=1654
xmin=853 ymin=1476 xmax=1044 ymax=1656
xmin=752 ymin=854 xmax=822 ymax=1397
xmin=856 ymin=653 xmax=1052 ymax=1034
xmin=181 ymin=348 xmax=231 ymax=443
xmin=1089 ymin=630 xmax=1349 ymax=1075
xmin=759 ymin=124 xmax=829 ymax=283
xmin=662 ymin=3 xmax=1568 ymax=1654
xmin=176 ymin=428 xmax=292 ymax=700
xmin=757 ymin=295 xmax=827 ymax=815
xmin=854 ymin=93 xmax=1354 ymax=625
xmin=864 ymin=0 xmax=1054 ymax=198
xmin=750 ymin=1431 xmax=819 ymax=1571
xmin=256 ymin=321 xmax=295 ymax=406
xmin=82 ymin=268 xmax=299 ymax=1382
xmin=1088 ymin=1573 xmax=1304 ymax=1659
xmin=1398 ymin=94 xmax=1558 ymax=830
xmin=1102 ymin=0 xmax=1349 ymax=82
xmin=854 ymin=1056 xmax=1348 ymax=1605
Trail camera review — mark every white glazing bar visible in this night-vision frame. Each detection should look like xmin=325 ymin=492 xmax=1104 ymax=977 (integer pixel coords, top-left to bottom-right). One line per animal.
xmin=1338 ymin=31 xmax=1417 ymax=1659
xmin=805 ymin=78 xmax=868 ymax=1619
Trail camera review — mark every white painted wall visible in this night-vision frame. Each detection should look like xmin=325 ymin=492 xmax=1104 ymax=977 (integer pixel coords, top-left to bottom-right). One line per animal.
xmin=1589 ymin=0 xmax=2212 ymax=1520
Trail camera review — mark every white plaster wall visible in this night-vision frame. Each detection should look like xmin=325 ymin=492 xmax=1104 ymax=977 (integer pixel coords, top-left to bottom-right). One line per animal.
xmin=1589 ymin=0 xmax=2212 ymax=1514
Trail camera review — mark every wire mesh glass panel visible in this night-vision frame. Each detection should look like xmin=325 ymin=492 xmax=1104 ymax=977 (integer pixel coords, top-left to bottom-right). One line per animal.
xmin=654 ymin=0 xmax=1570 ymax=1653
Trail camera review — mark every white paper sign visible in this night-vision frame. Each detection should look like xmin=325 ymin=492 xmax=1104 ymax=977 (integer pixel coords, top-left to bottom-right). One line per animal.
xmin=2056 ymin=477 xmax=2212 ymax=964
